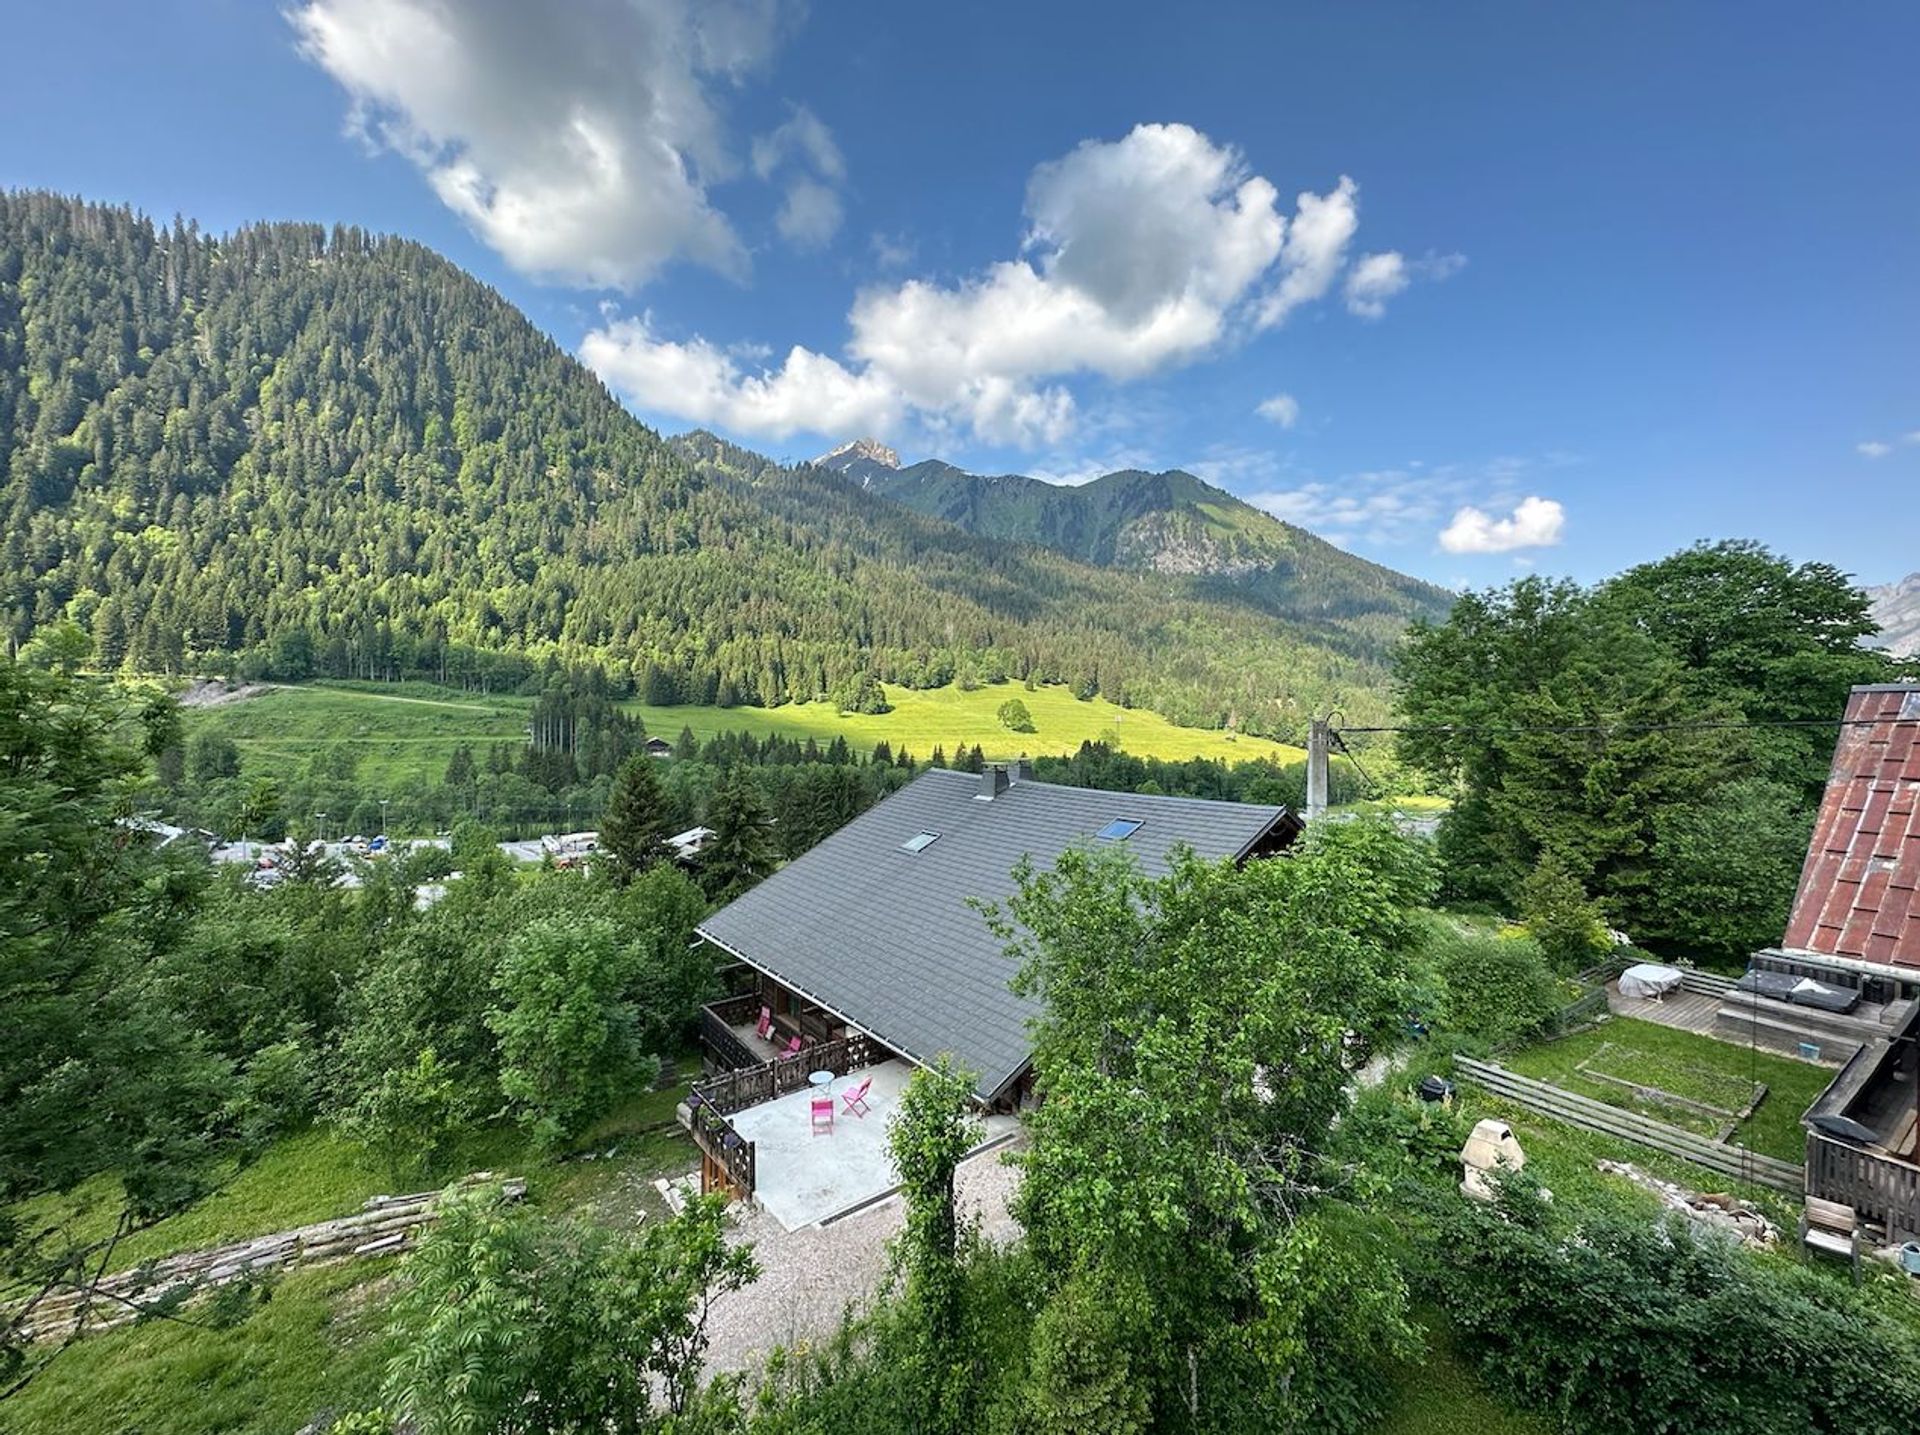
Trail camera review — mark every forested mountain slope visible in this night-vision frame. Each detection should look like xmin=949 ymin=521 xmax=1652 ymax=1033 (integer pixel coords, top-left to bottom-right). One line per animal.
xmin=0 ymin=192 xmax=1407 ymax=736
xmin=818 ymin=441 xmax=1453 ymax=649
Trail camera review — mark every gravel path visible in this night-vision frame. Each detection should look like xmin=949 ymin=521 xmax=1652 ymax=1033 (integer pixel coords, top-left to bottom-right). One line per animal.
xmin=701 ymin=1134 xmax=1026 ymax=1377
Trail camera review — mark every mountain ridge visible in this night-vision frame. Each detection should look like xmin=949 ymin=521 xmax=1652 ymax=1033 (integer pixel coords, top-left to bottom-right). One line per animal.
xmin=813 ymin=442 xmax=1454 ymax=639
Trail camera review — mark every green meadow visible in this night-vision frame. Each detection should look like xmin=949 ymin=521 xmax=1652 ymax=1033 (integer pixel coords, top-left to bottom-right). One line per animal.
xmin=180 ymin=678 xmax=1306 ymax=792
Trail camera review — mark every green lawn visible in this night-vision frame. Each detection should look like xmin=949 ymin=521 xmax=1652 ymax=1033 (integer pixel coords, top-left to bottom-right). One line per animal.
xmin=179 ymin=679 xmax=531 ymax=797
xmin=180 ymin=677 xmax=1305 ymax=798
xmin=4 ymin=1261 xmax=396 ymax=1435
xmin=6 ymin=1070 xmax=704 ymax=1434
xmin=1503 ymin=1016 xmax=1830 ymax=1163
xmin=1378 ymin=1316 xmax=1554 ymax=1435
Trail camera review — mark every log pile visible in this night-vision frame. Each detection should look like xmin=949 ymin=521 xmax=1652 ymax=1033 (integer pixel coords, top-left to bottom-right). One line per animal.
xmin=16 ymin=1172 xmax=525 ymax=1342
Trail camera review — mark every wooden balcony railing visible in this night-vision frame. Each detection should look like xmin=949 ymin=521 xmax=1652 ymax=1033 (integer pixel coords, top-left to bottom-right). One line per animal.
xmin=687 ymin=1095 xmax=756 ymax=1198
xmin=692 ymin=1032 xmax=880 ymax=1117
xmin=700 ymin=993 xmax=764 ymax=1072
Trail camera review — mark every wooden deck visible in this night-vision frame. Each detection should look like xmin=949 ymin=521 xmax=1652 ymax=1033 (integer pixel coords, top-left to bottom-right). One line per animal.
xmin=1605 ymin=982 xmax=1723 ymax=1036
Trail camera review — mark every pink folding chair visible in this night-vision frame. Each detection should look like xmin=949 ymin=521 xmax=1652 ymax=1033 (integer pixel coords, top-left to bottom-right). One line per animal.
xmin=778 ymin=1034 xmax=803 ymax=1059
xmin=841 ymin=1076 xmax=873 ymax=1119
xmin=810 ymin=1095 xmax=834 ymax=1136
xmin=755 ymin=1006 xmax=773 ymax=1042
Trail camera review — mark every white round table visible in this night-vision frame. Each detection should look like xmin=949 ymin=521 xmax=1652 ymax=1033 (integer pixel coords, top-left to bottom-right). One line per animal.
xmin=808 ymin=1069 xmax=835 ymax=1095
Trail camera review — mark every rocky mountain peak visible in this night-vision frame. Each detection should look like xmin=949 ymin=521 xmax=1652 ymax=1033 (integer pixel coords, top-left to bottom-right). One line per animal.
xmin=1868 ymin=572 xmax=1920 ymax=657
xmin=815 ymin=437 xmax=901 ymax=471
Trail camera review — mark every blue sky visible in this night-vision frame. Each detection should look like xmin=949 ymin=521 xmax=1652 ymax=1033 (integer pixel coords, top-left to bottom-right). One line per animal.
xmin=3 ymin=2 xmax=1915 ymax=588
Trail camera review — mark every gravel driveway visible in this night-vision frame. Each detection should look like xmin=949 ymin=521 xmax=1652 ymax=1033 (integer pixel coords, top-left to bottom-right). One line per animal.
xmin=701 ymin=1133 xmax=1026 ymax=1377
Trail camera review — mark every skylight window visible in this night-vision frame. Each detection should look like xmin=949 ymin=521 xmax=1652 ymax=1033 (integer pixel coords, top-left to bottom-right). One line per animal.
xmin=901 ymin=831 xmax=941 ymax=853
xmin=1096 ymin=818 xmax=1144 ymax=841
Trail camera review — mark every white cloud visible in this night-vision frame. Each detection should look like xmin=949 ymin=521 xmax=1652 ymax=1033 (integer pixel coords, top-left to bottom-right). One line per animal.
xmin=775 ymin=177 xmax=844 ymax=250
xmin=1255 ymin=392 xmax=1300 ymax=427
xmin=1438 ymin=496 xmax=1566 ymax=554
xmin=1344 ymin=250 xmax=1466 ymax=318
xmin=753 ymin=104 xmax=847 ymax=251
xmin=751 ymin=105 xmax=843 ymax=181
xmin=870 ymin=231 xmax=915 ymax=270
xmin=1858 ymin=441 xmax=1894 ymax=458
xmin=1233 ymin=453 xmax=1572 ymax=549
xmin=587 ymin=122 xmax=1441 ymax=446
xmin=290 ymin=0 xmax=798 ymax=288
xmin=580 ymin=312 xmax=901 ymax=439
xmin=1343 ymin=252 xmax=1408 ymax=319
xmin=1906 ymin=431 xmax=1920 ymax=445
xmin=1258 ymin=177 xmax=1358 ymax=326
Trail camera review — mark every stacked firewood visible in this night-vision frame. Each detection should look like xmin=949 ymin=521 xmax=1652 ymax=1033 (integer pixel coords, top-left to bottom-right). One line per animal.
xmin=16 ymin=1172 xmax=526 ymax=1342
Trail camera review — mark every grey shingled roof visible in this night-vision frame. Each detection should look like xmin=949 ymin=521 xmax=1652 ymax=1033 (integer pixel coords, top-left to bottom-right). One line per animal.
xmin=696 ymin=768 xmax=1292 ymax=1099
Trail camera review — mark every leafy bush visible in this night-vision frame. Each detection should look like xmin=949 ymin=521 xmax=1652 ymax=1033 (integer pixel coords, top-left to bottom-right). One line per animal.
xmin=487 ymin=914 xmax=661 ymax=1149
xmin=228 ymin=1039 xmax=319 ymax=1153
xmin=1425 ymin=925 xmax=1565 ymax=1047
xmin=383 ymin=1190 xmax=755 ymax=1434
xmin=337 ymin=1047 xmax=467 ymax=1181
xmin=1335 ymin=1076 xmax=1472 ymax=1180
xmin=1425 ymin=1179 xmax=1920 ymax=1434
xmin=1519 ymin=857 xmax=1610 ymax=970
xmin=995 ymin=697 xmax=1036 ymax=733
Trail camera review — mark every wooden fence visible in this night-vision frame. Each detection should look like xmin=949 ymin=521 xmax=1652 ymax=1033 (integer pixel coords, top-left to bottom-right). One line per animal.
xmin=693 ymin=1032 xmax=880 ymax=1116
xmin=1453 ymin=1057 xmax=1804 ymax=1193
xmin=700 ymin=992 xmax=764 ymax=1072
xmin=1806 ymin=1134 xmax=1920 ymax=1244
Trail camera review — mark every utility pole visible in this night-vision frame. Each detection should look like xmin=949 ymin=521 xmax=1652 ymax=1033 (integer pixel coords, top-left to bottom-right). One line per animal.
xmin=1306 ymin=716 xmax=1330 ymax=822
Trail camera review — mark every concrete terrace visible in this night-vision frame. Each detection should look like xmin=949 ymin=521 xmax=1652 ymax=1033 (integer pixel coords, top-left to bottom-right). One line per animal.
xmin=728 ymin=1059 xmax=1021 ymax=1231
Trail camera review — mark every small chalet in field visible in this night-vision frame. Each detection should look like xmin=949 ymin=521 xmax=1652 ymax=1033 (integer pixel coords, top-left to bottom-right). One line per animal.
xmin=1753 ymin=684 xmax=1920 ymax=1244
xmin=643 ymin=735 xmax=675 ymax=759
xmin=681 ymin=762 xmax=1300 ymax=1225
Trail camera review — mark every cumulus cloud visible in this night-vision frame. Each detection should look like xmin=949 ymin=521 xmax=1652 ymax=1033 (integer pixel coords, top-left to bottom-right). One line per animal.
xmin=580 ymin=312 xmax=900 ymax=439
xmin=1438 ymin=496 xmax=1566 ymax=554
xmin=1255 ymin=393 xmax=1300 ymax=427
xmin=587 ymin=122 xmax=1441 ymax=446
xmin=1858 ymin=440 xmax=1894 ymax=458
xmin=1258 ymin=177 xmax=1358 ymax=326
xmin=1345 ymin=250 xmax=1466 ymax=318
xmin=290 ymin=0 xmax=798 ymax=288
xmin=753 ymin=104 xmax=847 ymax=250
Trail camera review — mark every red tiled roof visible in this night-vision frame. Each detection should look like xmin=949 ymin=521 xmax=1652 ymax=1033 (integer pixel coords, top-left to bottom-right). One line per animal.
xmin=1782 ymin=685 xmax=1920 ymax=972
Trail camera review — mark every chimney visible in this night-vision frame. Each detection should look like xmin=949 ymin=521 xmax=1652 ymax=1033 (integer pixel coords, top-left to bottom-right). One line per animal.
xmin=979 ymin=764 xmax=1010 ymax=801
xmin=1006 ymin=756 xmax=1030 ymax=785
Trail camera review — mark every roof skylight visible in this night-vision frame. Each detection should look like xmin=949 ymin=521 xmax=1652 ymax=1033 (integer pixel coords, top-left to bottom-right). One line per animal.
xmin=1096 ymin=818 xmax=1144 ymax=841
xmin=901 ymin=831 xmax=941 ymax=853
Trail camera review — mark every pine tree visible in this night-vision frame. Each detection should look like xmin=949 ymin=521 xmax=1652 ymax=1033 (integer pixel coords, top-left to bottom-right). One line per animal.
xmin=444 ymin=744 xmax=477 ymax=790
xmin=699 ymin=770 xmax=779 ymax=902
xmin=600 ymin=756 xmax=668 ymax=876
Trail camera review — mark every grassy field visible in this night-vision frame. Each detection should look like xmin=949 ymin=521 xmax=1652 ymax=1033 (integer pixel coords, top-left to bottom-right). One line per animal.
xmin=6 ymin=1070 xmax=703 ymax=1433
xmin=179 ymin=678 xmax=1306 ymax=795
xmin=1503 ymin=1016 xmax=1831 ymax=1163
xmin=4 ymin=1261 xmax=397 ymax=1435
